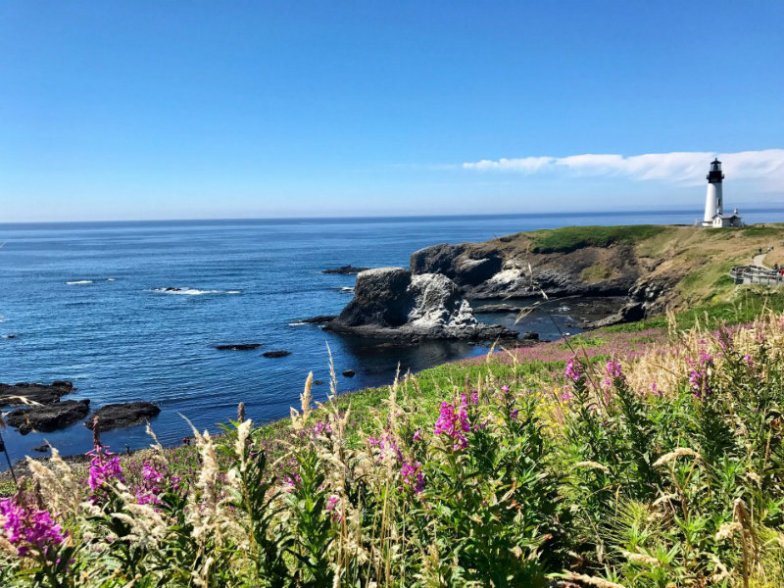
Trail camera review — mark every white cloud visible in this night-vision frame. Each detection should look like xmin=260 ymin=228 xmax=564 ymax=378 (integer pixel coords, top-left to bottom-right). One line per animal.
xmin=462 ymin=149 xmax=784 ymax=188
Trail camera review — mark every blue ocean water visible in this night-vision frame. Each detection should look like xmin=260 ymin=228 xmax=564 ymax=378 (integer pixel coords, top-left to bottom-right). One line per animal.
xmin=1 ymin=209 xmax=782 ymax=466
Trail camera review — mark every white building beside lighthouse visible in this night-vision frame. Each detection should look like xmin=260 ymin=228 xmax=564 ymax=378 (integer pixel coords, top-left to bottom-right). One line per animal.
xmin=702 ymin=158 xmax=742 ymax=228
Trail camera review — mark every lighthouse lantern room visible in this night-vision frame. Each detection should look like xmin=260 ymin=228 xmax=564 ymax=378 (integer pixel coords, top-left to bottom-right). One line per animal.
xmin=702 ymin=158 xmax=742 ymax=228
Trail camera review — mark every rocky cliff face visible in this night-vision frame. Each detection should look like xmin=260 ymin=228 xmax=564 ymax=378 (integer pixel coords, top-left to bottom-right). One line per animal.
xmin=326 ymin=268 xmax=516 ymax=341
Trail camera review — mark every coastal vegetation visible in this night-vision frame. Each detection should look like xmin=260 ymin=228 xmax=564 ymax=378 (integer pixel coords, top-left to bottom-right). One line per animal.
xmin=3 ymin=225 xmax=784 ymax=586
xmin=3 ymin=298 xmax=784 ymax=586
xmin=528 ymin=224 xmax=666 ymax=253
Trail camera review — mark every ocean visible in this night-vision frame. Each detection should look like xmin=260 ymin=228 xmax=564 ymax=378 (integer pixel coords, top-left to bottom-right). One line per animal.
xmin=2 ymin=209 xmax=783 ymax=466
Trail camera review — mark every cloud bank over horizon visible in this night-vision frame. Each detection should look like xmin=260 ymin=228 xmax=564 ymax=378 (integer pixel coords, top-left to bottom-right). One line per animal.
xmin=462 ymin=149 xmax=784 ymax=191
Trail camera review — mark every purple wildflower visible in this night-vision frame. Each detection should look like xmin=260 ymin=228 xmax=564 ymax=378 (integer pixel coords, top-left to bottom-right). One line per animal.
xmin=368 ymin=430 xmax=403 ymax=462
xmin=135 ymin=461 xmax=167 ymax=505
xmin=434 ymin=401 xmax=470 ymax=450
xmin=400 ymin=461 xmax=425 ymax=494
xmin=87 ymin=445 xmax=125 ymax=498
xmin=688 ymin=351 xmax=714 ymax=399
xmin=283 ymin=472 xmax=302 ymax=491
xmin=412 ymin=429 xmax=423 ymax=443
xmin=565 ymin=357 xmax=583 ymax=383
xmin=0 ymin=498 xmax=65 ymax=557
xmin=743 ymin=354 xmax=754 ymax=367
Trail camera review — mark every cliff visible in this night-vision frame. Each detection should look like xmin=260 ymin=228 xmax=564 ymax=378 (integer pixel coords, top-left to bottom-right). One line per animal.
xmin=328 ymin=223 xmax=784 ymax=338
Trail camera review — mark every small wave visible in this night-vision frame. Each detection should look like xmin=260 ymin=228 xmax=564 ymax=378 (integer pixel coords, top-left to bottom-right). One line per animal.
xmin=107 ymin=278 xmax=116 ymax=282
xmin=289 ymin=321 xmax=307 ymax=327
xmin=66 ymin=280 xmax=94 ymax=285
xmin=339 ymin=287 xmax=354 ymax=293
xmin=151 ymin=287 xmax=241 ymax=296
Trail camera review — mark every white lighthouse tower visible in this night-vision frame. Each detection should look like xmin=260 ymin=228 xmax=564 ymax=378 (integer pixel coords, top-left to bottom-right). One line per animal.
xmin=702 ymin=158 xmax=742 ymax=228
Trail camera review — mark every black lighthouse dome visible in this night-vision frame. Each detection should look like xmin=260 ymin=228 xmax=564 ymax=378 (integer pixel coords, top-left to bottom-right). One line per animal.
xmin=707 ymin=158 xmax=724 ymax=183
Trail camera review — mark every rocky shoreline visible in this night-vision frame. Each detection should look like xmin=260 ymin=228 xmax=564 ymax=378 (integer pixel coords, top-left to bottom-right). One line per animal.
xmin=322 ymin=235 xmax=670 ymax=341
xmin=0 ymin=381 xmax=160 ymax=438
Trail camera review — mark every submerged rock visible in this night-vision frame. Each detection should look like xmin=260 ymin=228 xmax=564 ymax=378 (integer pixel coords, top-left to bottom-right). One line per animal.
xmin=263 ymin=350 xmax=291 ymax=358
xmin=0 ymin=381 xmax=74 ymax=407
xmin=89 ymin=402 xmax=161 ymax=432
xmin=215 ymin=343 xmax=262 ymax=351
xmin=322 ymin=265 xmax=370 ymax=275
xmin=326 ymin=268 xmax=517 ymax=342
xmin=301 ymin=315 xmax=337 ymax=324
xmin=342 ymin=369 xmax=356 ymax=378
xmin=7 ymin=400 xmax=90 ymax=435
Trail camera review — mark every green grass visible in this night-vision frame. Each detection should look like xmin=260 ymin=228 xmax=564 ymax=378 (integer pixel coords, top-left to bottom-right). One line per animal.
xmin=742 ymin=225 xmax=784 ymax=238
xmin=605 ymin=287 xmax=784 ymax=333
xmin=529 ymin=224 xmax=666 ymax=253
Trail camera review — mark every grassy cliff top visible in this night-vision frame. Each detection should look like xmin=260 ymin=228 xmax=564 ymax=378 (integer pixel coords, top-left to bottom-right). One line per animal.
xmin=480 ymin=223 xmax=784 ymax=309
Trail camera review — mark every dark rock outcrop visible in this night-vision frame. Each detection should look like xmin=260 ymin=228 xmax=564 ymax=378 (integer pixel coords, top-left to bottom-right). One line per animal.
xmin=326 ymin=268 xmax=517 ymax=342
xmin=0 ymin=381 xmax=74 ymax=407
xmin=587 ymin=302 xmax=647 ymax=329
xmin=410 ymin=244 xmax=502 ymax=287
xmin=7 ymin=400 xmax=90 ymax=435
xmin=342 ymin=369 xmax=356 ymax=378
xmin=263 ymin=350 xmax=291 ymax=358
xmin=334 ymin=268 xmax=413 ymax=328
xmin=215 ymin=343 xmax=262 ymax=351
xmin=302 ymin=315 xmax=337 ymax=324
xmin=473 ymin=303 xmax=521 ymax=314
xmin=322 ymin=265 xmax=369 ymax=275
xmin=89 ymin=402 xmax=161 ymax=432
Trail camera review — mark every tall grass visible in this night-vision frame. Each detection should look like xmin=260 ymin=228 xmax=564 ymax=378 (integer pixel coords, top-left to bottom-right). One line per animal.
xmin=2 ymin=313 xmax=784 ymax=586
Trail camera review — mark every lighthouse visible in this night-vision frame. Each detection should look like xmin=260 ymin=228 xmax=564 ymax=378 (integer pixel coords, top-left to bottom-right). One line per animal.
xmin=702 ymin=158 xmax=742 ymax=228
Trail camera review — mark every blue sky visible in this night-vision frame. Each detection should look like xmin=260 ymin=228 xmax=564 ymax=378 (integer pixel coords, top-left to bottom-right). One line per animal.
xmin=1 ymin=1 xmax=783 ymax=221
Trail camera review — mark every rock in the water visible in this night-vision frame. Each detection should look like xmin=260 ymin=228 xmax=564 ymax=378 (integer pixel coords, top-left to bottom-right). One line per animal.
xmin=302 ymin=315 xmax=337 ymax=324
xmin=520 ymin=331 xmax=540 ymax=341
xmin=0 ymin=381 xmax=74 ymax=407
xmin=263 ymin=350 xmax=291 ymax=358
xmin=33 ymin=444 xmax=51 ymax=453
xmin=326 ymin=268 xmax=517 ymax=342
xmin=473 ymin=303 xmax=521 ymax=314
xmin=89 ymin=402 xmax=161 ymax=432
xmin=334 ymin=268 xmax=413 ymax=328
xmin=342 ymin=369 xmax=356 ymax=378
xmin=587 ymin=302 xmax=647 ymax=328
xmin=215 ymin=343 xmax=262 ymax=351
xmin=7 ymin=400 xmax=90 ymax=435
xmin=322 ymin=265 xmax=369 ymax=275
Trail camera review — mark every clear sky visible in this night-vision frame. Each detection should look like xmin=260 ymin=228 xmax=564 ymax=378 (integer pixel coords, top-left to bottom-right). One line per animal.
xmin=1 ymin=1 xmax=783 ymax=222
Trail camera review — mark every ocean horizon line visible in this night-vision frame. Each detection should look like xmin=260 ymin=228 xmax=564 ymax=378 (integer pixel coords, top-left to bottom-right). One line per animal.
xmin=4 ymin=205 xmax=784 ymax=229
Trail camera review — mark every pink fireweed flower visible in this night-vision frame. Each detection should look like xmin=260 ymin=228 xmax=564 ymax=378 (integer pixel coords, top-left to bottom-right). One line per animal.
xmin=434 ymin=401 xmax=470 ymax=450
xmin=559 ymin=389 xmax=574 ymax=402
xmin=0 ymin=498 xmax=65 ymax=557
xmin=400 ymin=460 xmax=425 ymax=494
xmin=325 ymin=494 xmax=343 ymax=521
xmin=368 ymin=430 xmax=403 ymax=462
xmin=564 ymin=357 xmax=584 ymax=383
xmin=283 ymin=472 xmax=302 ymax=491
xmin=135 ymin=461 xmax=167 ymax=505
xmin=87 ymin=445 xmax=125 ymax=497
xmin=602 ymin=358 xmax=624 ymax=388
xmin=500 ymin=385 xmax=510 ymax=394
xmin=412 ymin=429 xmax=423 ymax=443
xmin=687 ymin=351 xmax=714 ymax=399
xmin=742 ymin=354 xmax=754 ymax=367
